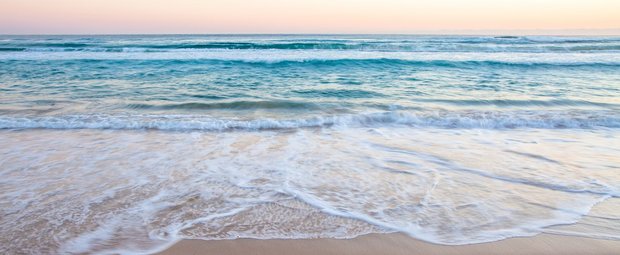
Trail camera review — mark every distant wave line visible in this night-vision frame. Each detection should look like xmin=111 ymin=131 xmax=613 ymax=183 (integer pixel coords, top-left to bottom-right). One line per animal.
xmin=2 ymin=54 xmax=620 ymax=67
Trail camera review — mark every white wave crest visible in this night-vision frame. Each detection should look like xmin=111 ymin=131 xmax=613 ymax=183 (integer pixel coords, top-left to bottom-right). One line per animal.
xmin=1 ymin=50 xmax=620 ymax=65
xmin=1 ymin=111 xmax=618 ymax=131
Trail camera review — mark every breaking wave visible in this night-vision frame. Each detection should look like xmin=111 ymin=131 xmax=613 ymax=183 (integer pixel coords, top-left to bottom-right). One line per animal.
xmin=1 ymin=110 xmax=618 ymax=131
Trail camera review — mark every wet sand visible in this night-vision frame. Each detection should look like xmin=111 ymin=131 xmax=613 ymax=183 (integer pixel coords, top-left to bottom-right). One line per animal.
xmin=157 ymin=233 xmax=620 ymax=255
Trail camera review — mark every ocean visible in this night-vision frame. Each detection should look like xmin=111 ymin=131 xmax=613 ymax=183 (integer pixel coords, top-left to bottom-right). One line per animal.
xmin=1 ymin=35 xmax=619 ymax=254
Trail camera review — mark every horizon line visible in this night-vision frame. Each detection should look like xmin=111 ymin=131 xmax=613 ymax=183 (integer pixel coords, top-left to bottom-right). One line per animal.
xmin=2 ymin=33 xmax=620 ymax=37
xmin=2 ymin=28 xmax=620 ymax=37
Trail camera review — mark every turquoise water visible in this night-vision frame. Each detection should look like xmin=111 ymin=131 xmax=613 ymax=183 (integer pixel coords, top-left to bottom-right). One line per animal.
xmin=1 ymin=35 xmax=620 ymax=254
xmin=1 ymin=35 xmax=620 ymax=129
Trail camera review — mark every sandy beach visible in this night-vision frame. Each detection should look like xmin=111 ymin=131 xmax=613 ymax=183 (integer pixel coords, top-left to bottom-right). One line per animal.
xmin=158 ymin=233 xmax=620 ymax=255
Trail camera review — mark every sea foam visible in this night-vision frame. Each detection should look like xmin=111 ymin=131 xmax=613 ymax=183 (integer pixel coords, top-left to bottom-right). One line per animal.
xmin=1 ymin=110 xmax=618 ymax=131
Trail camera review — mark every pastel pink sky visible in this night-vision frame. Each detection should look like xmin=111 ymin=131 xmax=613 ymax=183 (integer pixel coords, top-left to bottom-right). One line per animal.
xmin=1 ymin=0 xmax=619 ymax=34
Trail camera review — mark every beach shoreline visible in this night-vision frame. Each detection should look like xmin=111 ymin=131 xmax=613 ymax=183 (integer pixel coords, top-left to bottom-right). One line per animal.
xmin=2 ymin=34 xmax=619 ymax=254
xmin=157 ymin=233 xmax=620 ymax=255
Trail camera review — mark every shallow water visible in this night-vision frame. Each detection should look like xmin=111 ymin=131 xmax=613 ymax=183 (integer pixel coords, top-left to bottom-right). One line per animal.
xmin=1 ymin=35 xmax=619 ymax=254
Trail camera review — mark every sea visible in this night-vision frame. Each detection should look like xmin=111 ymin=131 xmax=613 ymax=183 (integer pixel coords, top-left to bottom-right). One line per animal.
xmin=1 ymin=35 xmax=619 ymax=254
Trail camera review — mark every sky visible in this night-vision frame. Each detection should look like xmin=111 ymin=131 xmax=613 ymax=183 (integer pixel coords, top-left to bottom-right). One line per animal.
xmin=1 ymin=0 xmax=619 ymax=34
